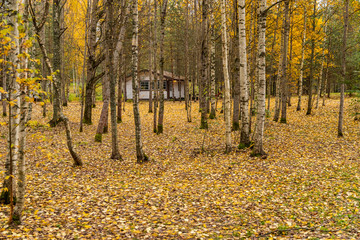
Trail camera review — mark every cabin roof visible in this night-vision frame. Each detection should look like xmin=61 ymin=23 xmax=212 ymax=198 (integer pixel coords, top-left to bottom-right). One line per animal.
xmin=126 ymin=69 xmax=185 ymax=81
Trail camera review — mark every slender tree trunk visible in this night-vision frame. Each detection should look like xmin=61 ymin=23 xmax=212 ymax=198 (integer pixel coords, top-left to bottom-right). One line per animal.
xmin=306 ymin=0 xmax=317 ymax=116
xmin=200 ymin=0 xmax=209 ymax=129
xmin=238 ymin=0 xmax=250 ymax=147
xmin=297 ymin=7 xmax=307 ymax=111
xmin=148 ymin=0 xmax=153 ymax=113
xmin=80 ymin=0 xmax=91 ymax=132
xmin=49 ymin=0 xmax=63 ymax=127
xmin=83 ymin=0 xmax=101 ymax=125
xmin=106 ymin=0 xmax=122 ymax=160
xmin=132 ymin=0 xmax=147 ymax=162
xmin=338 ymin=0 xmax=349 ymax=137
xmin=185 ymin=0 xmax=192 ymax=122
xmin=232 ymin=0 xmax=240 ymax=130
xmin=157 ymin=0 xmax=168 ymax=134
xmin=267 ymin=5 xmax=280 ymax=111
xmin=253 ymin=0 xmax=267 ymax=157
xmin=280 ymin=0 xmax=290 ymax=124
xmin=221 ymin=0 xmax=232 ymax=153
xmin=153 ymin=0 xmax=158 ymax=132
xmin=1 ymin=0 xmax=20 ymax=207
xmin=117 ymin=49 xmax=124 ymax=123
xmin=95 ymin=79 xmax=110 ymax=142
xmin=209 ymin=2 xmax=216 ymax=120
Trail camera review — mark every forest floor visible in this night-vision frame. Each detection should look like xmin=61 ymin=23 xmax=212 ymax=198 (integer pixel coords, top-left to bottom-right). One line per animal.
xmin=0 ymin=97 xmax=359 ymax=239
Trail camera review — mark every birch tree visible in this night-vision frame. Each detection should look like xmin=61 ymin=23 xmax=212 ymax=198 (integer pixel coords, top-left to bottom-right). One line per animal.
xmin=296 ymin=7 xmax=307 ymax=111
xmin=221 ymin=0 xmax=231 ymax=153
xmin=338 ymin=0 xmax=349 ymax=137
xmin=106 ymin=0 xmax=122 ymax=160
xmin=238 ymin=0 xmax=250 ymax=148
xmin=157 ymin=0 xmax=168 ymax=134
xmin=132 ymin=0 xmax=148 ymax=162
xmin=280 ymin=0 xmax=290 ymax=124
xmin=199 ymin=0 xmax=209 ymax=129
xmin=253 ymin=0 xmax=267 ymax=157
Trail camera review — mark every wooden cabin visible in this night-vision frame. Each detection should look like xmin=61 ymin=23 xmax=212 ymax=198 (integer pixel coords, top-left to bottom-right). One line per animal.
xmin=125 ymin=69 xmax=185 ymax=100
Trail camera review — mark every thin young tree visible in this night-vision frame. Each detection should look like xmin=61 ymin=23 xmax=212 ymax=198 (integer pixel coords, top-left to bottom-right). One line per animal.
xmin=238 ymin=0 xmax=250 ymax=147
xmin=131 ymin=0 xmax=148 ymax=162
xmin=185 ymin=0 xmax=192 ymax=122
xmin=200 ymin=0 xmax=209 ymax=129
xmin=306 ymin=0 xmax=317 ymax=116
xmin=280 ymin=0 xmax=290 ymax=124
xmin=1 ymin=0 xmax=21 ymax=208
xmin=106 ymin=0 xmax=122 ymax=160
xmin=157 ymin=0 xmax=168 ymax=134
xmin=208 ymin=0 xmax=216 ymax=120
xmin=296 ymin=7 xmax=307 ymax=111
xmin=221 ymin=0 xmax=231 ymax=153
xmin=338 ymin=0 xmax=349 ymax=137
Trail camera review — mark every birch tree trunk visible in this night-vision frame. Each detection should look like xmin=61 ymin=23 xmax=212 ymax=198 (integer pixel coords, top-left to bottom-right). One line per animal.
xmin=106 ymin=0 xmax=122 ymax=160
xmin=306 ymin=0 xmax=317 ymax=116
xmin=221 ymin=0 xmax=232 ymax=153
xmin=50 ymin=0 xmax=63 ymax=127
xmin=253 ymin=0 xmax=267 ymax=157
xmin=95 ymin=79 xmax=110 ymax=142
xmin=280 ymin=0 xmax=290 ymax=124
xmin=148 ymin=0 xmax=153 ymax=113
xmin=1 ymin=0 xmax=20 ymax=206
xmin=80 ymin=0 xmax=91 ymax=132
xmin=200 ymin=0 xmax=209 ymax=129
xmin=131 ymin=0 xmax=148 ymax=162
xmin=29 ymin=0 xmax=82 ymax=167
xmin=157 ymin=0 xmax=168 ymax=134
xmin=185 ymin=0 xmax=192 ymax=122
xmin=209 ymin=1 xmax=216 ymax=120
xmin=153 ymin=0 xmax=159 ymax=132
xmin=338 ymin=0 xmax=349 ymax=137
xmin=238 ymin=0 xmax=250 ymax=147
xmin=273 ymin=8 xmax=285 ymax=122
xmin=297 ymin=8 xmax=307 ymax=111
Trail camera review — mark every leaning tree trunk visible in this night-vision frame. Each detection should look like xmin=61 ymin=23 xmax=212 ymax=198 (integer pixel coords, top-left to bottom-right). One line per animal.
xmin=297 ymin=7 xmax=307 ymax=111
xmin=238 ymin=0 xmax=250 ymax=147
xmin=221 ymin=0 xmax=232 ymax=153
xmin=338 ymin=0 xmax=349 ymax=137
xmin=157 ymin=0 xmax=168 ymax=134
xmin=29 ymin=0 xmax=82 ymax=168
xmin=253 ymin=0 xmax=267 ymax=157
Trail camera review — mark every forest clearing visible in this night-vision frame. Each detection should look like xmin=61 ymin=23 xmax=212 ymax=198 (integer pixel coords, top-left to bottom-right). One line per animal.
xmin=1 ymin=0 xmax=360 ymax=238
xmin=0 ymin=98 xmax=359 ymax=239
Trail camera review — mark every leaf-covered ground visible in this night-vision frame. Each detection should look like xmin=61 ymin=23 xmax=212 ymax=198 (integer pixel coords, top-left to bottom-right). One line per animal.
xmin=0 ymin=97 xmax=359 ymax=239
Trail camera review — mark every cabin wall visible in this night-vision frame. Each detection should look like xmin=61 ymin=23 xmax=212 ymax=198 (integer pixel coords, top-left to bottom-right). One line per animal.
xmin=125 ymin=74 xmax=184 ymax=100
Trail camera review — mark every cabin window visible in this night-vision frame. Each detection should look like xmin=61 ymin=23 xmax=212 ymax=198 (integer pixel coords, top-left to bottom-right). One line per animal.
xmin=150 ymin=81 xmax=167 ymax=90
xmin=140 ymin=81 xmax=149 ymax=90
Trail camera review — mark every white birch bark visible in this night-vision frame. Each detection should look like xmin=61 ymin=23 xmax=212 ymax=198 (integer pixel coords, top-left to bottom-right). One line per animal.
xmin=238 ymin=0 xmax=250 ymax=147
xmin=221 ymin=0 xmax=231 ymax=153
xmin=253 ymin=0 xmax=267 ymax=156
